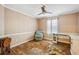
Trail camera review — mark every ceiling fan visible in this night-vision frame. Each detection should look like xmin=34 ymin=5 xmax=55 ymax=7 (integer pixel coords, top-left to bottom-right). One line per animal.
xmin=38 ymin=5 xmax=52 ymax=15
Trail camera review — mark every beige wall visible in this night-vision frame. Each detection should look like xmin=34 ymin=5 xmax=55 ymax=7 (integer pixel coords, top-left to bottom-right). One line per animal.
xmin=77 ymin=13 xmax=79 ymax=33
xmin=58 ymin=13 xmax=77 ymax=33
xmin=0 ymin=5 xmax=37 ymax=47
xmin=37 ymin=18 xmax=47 ymax=33
xmin=37 ymin=14 xmax=78 ymax=34
xmin=4 ymin=8 xmax=37 ymax=47
xmin=5 ymin=8 xmax=37 ymax=34
xmin=0 ymin=5 xmax=4 ymax=35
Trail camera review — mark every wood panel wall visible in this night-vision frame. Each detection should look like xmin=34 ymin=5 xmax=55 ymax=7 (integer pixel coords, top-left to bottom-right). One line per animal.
xmin=0 ymin=5 xmax=4 ymax=35
xmin=58 ymin=13 xmax=78 ymax=33
xmin=0 ymin=5 xmax=37 ymax=47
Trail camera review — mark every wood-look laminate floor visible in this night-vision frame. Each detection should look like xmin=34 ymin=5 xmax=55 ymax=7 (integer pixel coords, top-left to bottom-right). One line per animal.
xmin=10 ymin=40 xmax=71 ymax=55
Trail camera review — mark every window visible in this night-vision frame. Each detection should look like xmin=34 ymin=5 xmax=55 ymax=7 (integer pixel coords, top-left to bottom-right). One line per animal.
xmin=47 ymin=18 xmax=58 ymax=34
xmin=47 ymin=19 xmax=52 ymax=34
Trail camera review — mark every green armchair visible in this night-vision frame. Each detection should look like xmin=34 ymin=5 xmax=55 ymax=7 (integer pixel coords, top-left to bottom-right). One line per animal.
xmin=34 ymin=31 xmax=44 ymax=41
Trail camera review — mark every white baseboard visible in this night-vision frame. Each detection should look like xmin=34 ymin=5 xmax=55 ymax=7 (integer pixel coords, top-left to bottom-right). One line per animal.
xmin=10 ymin=38 xmax=33 ymax=48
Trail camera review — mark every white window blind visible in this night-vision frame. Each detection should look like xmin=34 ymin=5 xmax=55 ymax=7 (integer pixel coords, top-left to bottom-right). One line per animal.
xmin=47 ymin=17 xmax=58 ymax=34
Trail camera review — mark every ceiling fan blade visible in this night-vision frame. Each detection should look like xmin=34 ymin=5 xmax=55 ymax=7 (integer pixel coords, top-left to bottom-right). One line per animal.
xmin=38 ymin=12 xmax=52 ymax=15
xmin=46 ymin=11 xmax=52 ymax=14
xmin=38 ymin=13 xmax=43 ymax=15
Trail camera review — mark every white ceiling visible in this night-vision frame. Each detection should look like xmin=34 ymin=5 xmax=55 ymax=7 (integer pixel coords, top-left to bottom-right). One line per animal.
xmin=3 ymin=4 xmax=79 ymax=18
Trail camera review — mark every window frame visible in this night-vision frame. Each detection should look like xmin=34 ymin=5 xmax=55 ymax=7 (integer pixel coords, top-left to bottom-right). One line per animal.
xmin=47 ymin=17 xmax=58 ymax=34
